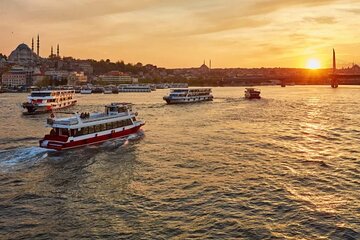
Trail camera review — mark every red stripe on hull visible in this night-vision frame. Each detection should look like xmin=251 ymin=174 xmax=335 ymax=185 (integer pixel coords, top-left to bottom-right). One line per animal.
xmin=40 ymin=125 xmax=142 ymax=151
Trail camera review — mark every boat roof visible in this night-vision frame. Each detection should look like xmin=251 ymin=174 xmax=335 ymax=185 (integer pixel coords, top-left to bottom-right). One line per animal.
xmin=105 ymin=102 xmax=132 ymax=107
xmin=31 ymin=89 xmax=75 ymax=93
xmin=171 ymin=88 xmax=212 ymax=90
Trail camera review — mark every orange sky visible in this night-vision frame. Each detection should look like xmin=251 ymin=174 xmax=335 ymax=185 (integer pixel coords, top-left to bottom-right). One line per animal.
xmin=0 ymin=0 xmax=359 ymax=68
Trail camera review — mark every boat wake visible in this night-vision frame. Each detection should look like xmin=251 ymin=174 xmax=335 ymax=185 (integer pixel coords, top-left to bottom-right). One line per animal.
xmin=0 ymin=147 xmax=54 ymax=170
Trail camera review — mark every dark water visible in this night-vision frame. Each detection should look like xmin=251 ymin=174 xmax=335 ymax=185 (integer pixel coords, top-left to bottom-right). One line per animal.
xmin=0 ymin=86 xmax=359 ymax=239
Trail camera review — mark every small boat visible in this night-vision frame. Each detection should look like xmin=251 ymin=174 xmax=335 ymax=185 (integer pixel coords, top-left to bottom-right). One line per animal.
xmin=92 ymin=87 xmax=104 ymax=94
xmin=112 ymin=88 xmax=119 ymax=94
xmin=244 ymin=88 xmax=261 ymax=99
xmin=103 ymin=88 xmax=112 ymax=94
xmin=39 ymin=103 xmax=145 ymax=151
xmin=163 ymin=88 xmax=213 ymax=104
xmin=22 ymin=90 xmax=77 ymax=114
xmin=80 ymin=88 xmax=92 ymax=94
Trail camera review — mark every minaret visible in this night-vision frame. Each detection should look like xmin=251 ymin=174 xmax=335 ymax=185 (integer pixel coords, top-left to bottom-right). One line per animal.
xmin=332 ymin=48 xmax=336 ymax=74
xmin=31 ymin=38 xmax=34 ymax=52
xmin=51 ymin=46 xmax=53 ymax=57
xmin=331 ymin=48 xmax=338 ymax=88
xmin=57 ymin=44 xmax=59 ymax=57
xmin=209 ymin=59 xmax=212 ymax=69
xmin=37 ymin=34 xmax=40 ymax=56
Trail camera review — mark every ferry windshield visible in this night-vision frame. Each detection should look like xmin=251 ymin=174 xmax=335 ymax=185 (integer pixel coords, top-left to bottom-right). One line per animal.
xmin=31 ymin=92 xmax=51 ymax=97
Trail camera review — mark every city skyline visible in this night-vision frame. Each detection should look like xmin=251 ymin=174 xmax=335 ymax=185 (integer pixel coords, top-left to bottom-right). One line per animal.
xmin=1 ymin=0 xmax=359 ymax=68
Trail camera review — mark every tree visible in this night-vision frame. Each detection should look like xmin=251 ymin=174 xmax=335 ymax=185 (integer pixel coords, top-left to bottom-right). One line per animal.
xmin=35 ymin=76 xmax=52 ymax=87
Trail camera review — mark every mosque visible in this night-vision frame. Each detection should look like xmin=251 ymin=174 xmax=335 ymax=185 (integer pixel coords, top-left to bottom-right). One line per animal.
xmin=8 ymin=35 xmax=61 ymax=65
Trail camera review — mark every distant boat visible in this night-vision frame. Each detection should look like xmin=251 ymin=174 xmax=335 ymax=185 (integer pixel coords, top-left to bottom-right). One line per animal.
xmin=163 ymin=88 xmax=213 ymax=104
xmin=92 ymin=87 xmax=104 ymax=94
xmin=244 ymin=88 xmax=261 ymax=99
xmin=118 ymin=85 xmax=151 ymax=92
xmin=80 ymin=88 xmax=92 ymax=94
xmin=103 ymin=88 xmax=112 ymax=94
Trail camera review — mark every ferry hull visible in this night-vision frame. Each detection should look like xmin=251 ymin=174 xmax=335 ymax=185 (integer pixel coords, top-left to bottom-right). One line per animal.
xmin=22 ymin=100 xmax=77 ymax=115
xmin=40 ymin=125 xmax=142 ymax=151
xmin=163 ymin=96 xmax=213 ymax=104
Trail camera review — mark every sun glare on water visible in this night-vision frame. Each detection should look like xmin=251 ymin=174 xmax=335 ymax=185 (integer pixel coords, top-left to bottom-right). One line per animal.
xmin=306 ymin=58 xmax=321 ymax=69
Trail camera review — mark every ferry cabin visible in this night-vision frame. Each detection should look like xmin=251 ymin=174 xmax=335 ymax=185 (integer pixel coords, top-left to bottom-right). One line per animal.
xmin=40 ymin=103 xmax=144 ymax=150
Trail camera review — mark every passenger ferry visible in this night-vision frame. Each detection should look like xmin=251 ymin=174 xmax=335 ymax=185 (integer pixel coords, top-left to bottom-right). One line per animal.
xmin=22 ymin=90 xmax=77 ymax=114
xmin=244 ymin=88 xmax=261 ymax=99
xmin=163 ymin=88 xmax=213 ymax=104
xmin=40 ymin=103 xmax=145 ymax=151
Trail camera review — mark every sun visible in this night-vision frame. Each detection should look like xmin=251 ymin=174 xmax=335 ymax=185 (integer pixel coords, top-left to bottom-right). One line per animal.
xmin=306 ymin=58 xmax=321 ymax=69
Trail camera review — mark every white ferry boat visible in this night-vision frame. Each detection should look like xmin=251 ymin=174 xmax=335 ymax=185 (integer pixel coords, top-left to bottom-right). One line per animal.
xmin=22 ymin=90 xmax=77 ymax=114
xmin=244 ymin=88 xmax=261 ymax=99
xmin=40 ymin=103 xmax=145 ymax=151
xmin=80 ymin=88 xmax=92 ymax=94
xmin=118 ymin=85 xmax=151 ymax=92
xmin=163 ymin=88 xmax=213 ymax=104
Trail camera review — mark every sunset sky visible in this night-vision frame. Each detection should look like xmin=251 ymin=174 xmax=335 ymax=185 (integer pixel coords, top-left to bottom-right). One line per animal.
xmin=0 ymin=0 xmax=359 ymax=68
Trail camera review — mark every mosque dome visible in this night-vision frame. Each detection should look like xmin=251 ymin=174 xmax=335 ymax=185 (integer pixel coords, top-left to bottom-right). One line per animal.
xmin=8 ymin=43 xmax=37 ymax=65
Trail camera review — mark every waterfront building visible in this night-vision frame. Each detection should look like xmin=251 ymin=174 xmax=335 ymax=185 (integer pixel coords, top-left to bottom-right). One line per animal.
xmin=44 ymin=70 xmax=69 ymax=83
xmin=67 ymin=71 xmax=88 ymax=85
xmin=78 ymin=62 xmax=93 ymax=75
xmin=1 ymin=66 xmax=33 ymax=86
xmin=99 ymin=71 xmax=135 ymax=84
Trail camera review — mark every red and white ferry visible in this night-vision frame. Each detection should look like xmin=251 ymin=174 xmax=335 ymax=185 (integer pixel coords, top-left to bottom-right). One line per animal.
xmin=22 ymin=90 xmax=77 ymax=114
xmin=39 ymin=103 xmax=145 ymax=151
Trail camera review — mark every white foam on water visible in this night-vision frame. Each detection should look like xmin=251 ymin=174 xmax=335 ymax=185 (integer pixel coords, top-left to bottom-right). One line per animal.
xmin=0 ymin=147 xmax=54 ymax=168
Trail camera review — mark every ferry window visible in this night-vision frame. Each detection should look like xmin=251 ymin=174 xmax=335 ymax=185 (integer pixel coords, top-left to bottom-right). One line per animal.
xmin=100 ymin=124 xmax=106 ymax=131
xmin=50 ymin=128 xmax=57 ymax=136
xmin=88 ymin=126 xmax=94 ymax=134
xmin=31 ymin=92 xmax=51 ymax=97
xmin=83 ymin=127 xmax=89 ymax=135
xmin=94 ymin=125 xmax=101 ymax=132
xmin=61 ymin=129 xmax=69 ymax=136
xmin=74 ymin=129 xmax=81 ymax=136
xmin=106 ymin=123 xmax=112 ymax=130
xmin=113 ymin=121 xmax=119 ymax=128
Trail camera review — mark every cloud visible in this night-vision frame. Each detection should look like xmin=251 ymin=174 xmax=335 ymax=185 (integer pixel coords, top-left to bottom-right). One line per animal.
xmin=0 ymin=0 xmax=358 ymax=67
xmin=303 ymin=16 xmax=337 ymax=24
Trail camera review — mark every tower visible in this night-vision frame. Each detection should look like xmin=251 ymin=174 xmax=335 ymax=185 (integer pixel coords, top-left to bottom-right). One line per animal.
xmin=31 ymin=38 xmax=34 ymax=52
xmin=332 ymin=48 xmax=336 ymax=74
xmin=331 ymin=48 xmax=338 ymax=88
xmin=51 ymin=46 xmax=53 ymax=57
xmin=37 ymin=34 xmax=40 ymax=56
xmin=57 ymin=44 xmax=59 ymax=57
